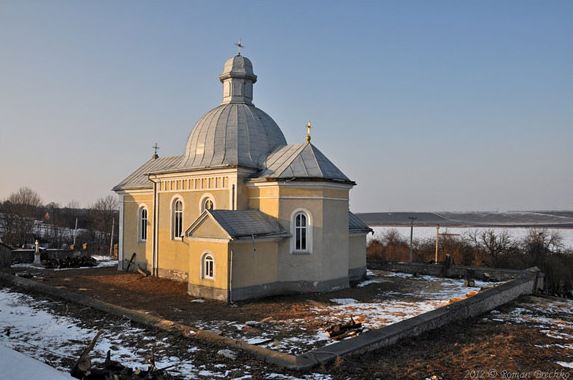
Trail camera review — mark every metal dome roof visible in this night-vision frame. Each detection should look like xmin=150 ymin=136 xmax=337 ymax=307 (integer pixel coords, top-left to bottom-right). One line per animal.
xmin=179 ymin=54 xmax=286 ymax=170
xmin=219 ymin=54 xmax=257 ymax=83
xmin=180 ymin=102 xmax=286 ymax=169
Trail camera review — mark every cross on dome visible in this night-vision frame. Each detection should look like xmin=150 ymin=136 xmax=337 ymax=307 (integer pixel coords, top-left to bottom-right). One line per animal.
xmin=234 ymin=39 xmax=244 ymax=55
xmin=152 ymin=143 xmax=159 ymax=159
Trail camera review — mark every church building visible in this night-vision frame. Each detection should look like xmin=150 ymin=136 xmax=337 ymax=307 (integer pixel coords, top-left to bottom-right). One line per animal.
xmin=113 ymin=52 xmax=371 ymax=301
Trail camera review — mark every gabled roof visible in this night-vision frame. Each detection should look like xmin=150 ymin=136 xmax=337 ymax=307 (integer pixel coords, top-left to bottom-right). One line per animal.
xmin=113 ymin=156 xmax=182 ymax=191
xmin=187 ymin=209 xmax=288 ymax=240
xmin=260 ymin=144 xmax=353 ymax=184
xmin=348 ymin=212 xmax=373 ymax=234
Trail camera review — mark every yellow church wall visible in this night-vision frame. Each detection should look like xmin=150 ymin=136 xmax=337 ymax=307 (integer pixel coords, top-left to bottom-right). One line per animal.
xmin=190 ymin=216 xmax=231 ymax=240
xmin=155 ymin=187 xmax=230 ymax=280
xmin=320 ymin=198 xmax=350 ymax=279
xmin=279 ymin=187 xmax=349 ymax=200
xmin=246 ymin=181 xmax=353 ymax=285
xmin=188 ymin=240 xmax=229 ymax=301
xmin=247 ymin=185 xmax=280 ymax=217
xmin=230 ymin=241 xmax=278 ymax=288
xmin=121 ymin=191 xmax=154 ymax=271
xmin=349 ymin=233 xmax=367 ymax=272
xmin=275 ymin=197 xmax=335 ymax=283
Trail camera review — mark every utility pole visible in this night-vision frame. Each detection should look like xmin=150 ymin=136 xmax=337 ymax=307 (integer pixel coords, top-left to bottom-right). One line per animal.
xmin=408 ymin=216 xmax=417 ymax=262
xmin=72 ymin=217 xmax=78 ymax=247
xmin=435 ymin=224 xmax=440 ymax=264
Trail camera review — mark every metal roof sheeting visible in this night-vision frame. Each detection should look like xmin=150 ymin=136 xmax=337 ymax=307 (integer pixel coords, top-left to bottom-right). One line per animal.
xmin=261 ymin=143 xmax=352 ymax=183
xmin=112 ymin=156 xmax=182 ymax=191
xmin=208 ymin=209 xmax=287 ymax=239
xmin=349 ymin=212 xmax=373 ymax=233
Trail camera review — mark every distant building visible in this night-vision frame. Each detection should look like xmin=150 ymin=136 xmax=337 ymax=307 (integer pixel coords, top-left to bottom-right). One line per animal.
xmin=113 ymin=53 xmax=370 ymax=301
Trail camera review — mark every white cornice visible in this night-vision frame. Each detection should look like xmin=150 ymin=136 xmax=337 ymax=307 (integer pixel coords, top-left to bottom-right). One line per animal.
xmin=246 ymin=181 xmax=353 ymax=190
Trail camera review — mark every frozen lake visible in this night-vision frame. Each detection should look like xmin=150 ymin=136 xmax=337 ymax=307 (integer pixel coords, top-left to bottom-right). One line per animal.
xmin=370 ymin=226 xmax=573 ymax=250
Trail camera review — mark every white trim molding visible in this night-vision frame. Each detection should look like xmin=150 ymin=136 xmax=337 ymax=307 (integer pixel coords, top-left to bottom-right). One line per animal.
xmin=170 ymin=195 xmax=184 ymax=240
xmin=118 ymin=194 xmax=125 ymax=269
xmin=137 ymin=204 xmax=149 ymax=242
xmin=290 ymin=208 xmax=313 ymax=254
xmin=201 ymin=252 xmax=215 ymax=280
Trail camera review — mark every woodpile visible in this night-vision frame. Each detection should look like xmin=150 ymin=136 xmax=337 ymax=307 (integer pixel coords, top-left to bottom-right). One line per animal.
xmin=71 ymin=332 xmax=174 ymax=380
xmin=325 ymin=317 xmax=364 ymax=340
xmin=43 ymin=255 xmax=97 ymax=269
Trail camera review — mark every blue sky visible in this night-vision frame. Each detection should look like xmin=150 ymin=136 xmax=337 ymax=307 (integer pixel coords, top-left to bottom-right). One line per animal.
xmin=0 ymin=0 xmax=571 ymax=212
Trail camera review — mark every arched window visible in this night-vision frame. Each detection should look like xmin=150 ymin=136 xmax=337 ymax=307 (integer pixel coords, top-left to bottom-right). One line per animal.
xmin=139 ymin=207 xmax=148 ymax=241
xmin=200 ymin=196 xmax=215 ymax=213
xmin=202 ymin=254 xmax=214 ymax=279
xmin=291 ymin=210 xmax=311 ymax=253
xmin=172 ymin=199 xmax=183 ymax=239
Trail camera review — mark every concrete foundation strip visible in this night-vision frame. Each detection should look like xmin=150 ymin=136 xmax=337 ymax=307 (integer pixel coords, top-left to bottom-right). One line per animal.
xmin=0 ymin=267 xmax=544 ymax=371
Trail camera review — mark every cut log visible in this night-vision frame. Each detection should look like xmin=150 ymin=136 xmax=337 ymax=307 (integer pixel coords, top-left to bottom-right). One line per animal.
xmin=70 ymin=330 xmax=103 ymax=378
xmin=137 ymin=264 xmax=151 ymax=277
xmin=125 ymin=252 xmax=136 ymax=272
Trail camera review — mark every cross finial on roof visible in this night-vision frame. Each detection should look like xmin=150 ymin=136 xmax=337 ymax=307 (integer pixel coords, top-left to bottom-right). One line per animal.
xmin=306 ymin=121 xmax=312 ymax=144
xmin=152 ymin=143 xmax=160 ymax=159
xmin=234 ymin=39 xmax=244 ymax=56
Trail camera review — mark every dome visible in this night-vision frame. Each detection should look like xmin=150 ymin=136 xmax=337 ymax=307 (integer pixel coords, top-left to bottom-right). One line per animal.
xmin=179 ymin=54 xmax=287 ymax=170
xmin=181 ymin=103 xmax=286 ymax=169
xmin=219 ymin=55 xmax=257 ymax=83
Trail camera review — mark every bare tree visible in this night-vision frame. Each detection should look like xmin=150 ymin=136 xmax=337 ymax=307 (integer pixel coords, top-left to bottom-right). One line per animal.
xmin=0 ymin=187 xmax=43 ymax=247
xmin=523 ymin=228 xmax=564 ymax=260
xmin=7 ymin=187 xmax=43 ymax=213
xmin=88 ymin=195 xmax=119 ymax=254
xmin=476 ymin=229 xmax=516 ymax=266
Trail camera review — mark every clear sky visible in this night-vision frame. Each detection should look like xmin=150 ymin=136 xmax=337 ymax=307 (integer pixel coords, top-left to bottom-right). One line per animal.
xmin=0 ymin=0 xmax=571 ymax=212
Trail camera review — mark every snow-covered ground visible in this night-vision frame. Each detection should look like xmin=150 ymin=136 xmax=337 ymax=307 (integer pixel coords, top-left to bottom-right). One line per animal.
xmin=370 ymin=226 xmax=573 ymax=249
xmin=482 ymin=296 xmax=573 ymax=369
xmin=0 ymin=287 xmax=332 ymax=379
xmin=0 ymin=344 xmax=73 ymax=380
xmin=312 ymin=272 xmax=494 ymax=333
xmin=191 ymin=270 xmax=499 ymax=355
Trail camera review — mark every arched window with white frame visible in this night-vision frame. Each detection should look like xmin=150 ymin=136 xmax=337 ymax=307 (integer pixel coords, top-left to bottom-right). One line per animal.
xmin=291 ymin=210 xmax=312 ymax=253
xmin=202 ymin=254 xmax=214 ymax=279
xmin=172 ymin=198 xmax=183 ymax=239
xmin=139 ymin=207 xmax=148 ymax=242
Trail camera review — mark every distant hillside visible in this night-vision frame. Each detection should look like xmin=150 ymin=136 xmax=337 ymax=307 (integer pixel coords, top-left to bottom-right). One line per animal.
xmin=356 ymin=211 xmax=573 ymax=228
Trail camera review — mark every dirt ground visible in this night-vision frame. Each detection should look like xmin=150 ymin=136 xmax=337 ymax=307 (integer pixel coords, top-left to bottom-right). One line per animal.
xmin=327 ymin=307 xmax=570 ymax=380
xmin=7 ymin=267 xmax=573 ymax=379
xmin=18 ymin=267 xmax=410 ymax=327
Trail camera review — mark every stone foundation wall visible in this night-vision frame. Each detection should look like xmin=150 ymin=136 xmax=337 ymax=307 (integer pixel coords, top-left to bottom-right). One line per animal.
xmin=157 ymin=268 xmax=188 ymax=282
xmin=370 ymin=261 xmax=533 ymax=283
xmin=190 ymin=276 xmax=351 ymax=303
